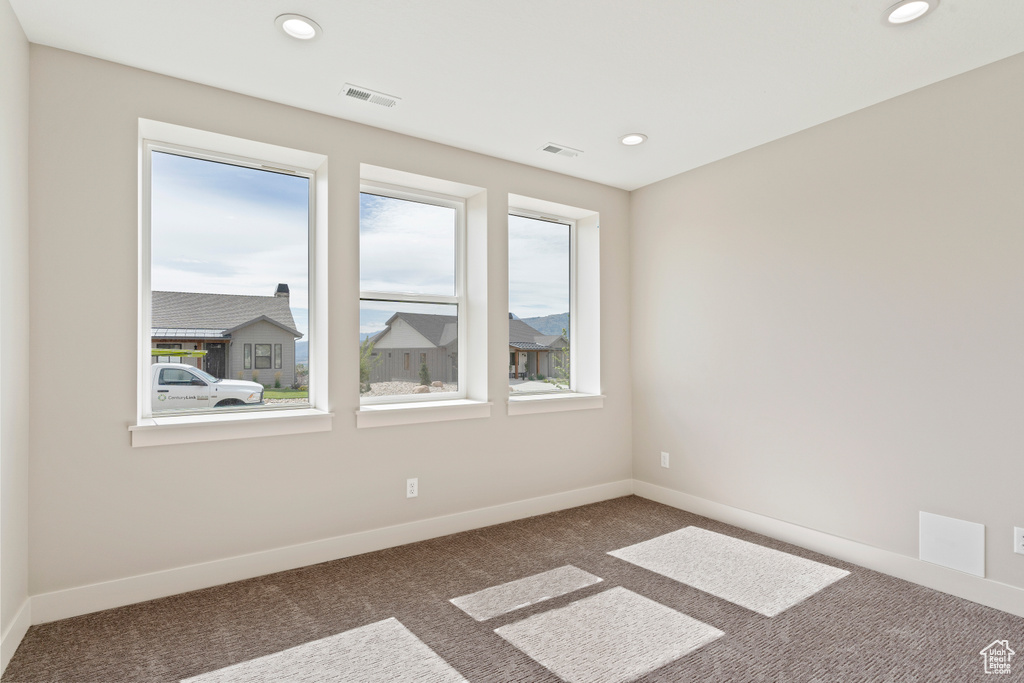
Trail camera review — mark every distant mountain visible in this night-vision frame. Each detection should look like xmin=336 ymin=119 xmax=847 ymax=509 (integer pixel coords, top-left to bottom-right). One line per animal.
xmin=295 ymin=340 xmax=308 ymax=364
xmin=521 ymin=312 xmax=569 ymax=337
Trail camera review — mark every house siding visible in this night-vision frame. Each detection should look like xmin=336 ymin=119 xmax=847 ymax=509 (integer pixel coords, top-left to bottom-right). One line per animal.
xmin=369 ymin=346 xmax=455 ymax=384
xmin=228 ymin=319 xmax=298 ymax=387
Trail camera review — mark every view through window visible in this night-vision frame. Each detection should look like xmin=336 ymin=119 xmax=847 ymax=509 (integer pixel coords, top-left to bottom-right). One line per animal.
xmin=359 ymin=189 xmax=463 ymax=402
xmin=508 ymin=213 xmax=571 ymax=394
xmin=148 ymin=150 xmax=310 ymax=414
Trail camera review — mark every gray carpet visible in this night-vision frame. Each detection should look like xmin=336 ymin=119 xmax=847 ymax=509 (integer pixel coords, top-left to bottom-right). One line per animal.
xmin=4 ymin=496 xmax=1023 ymax=682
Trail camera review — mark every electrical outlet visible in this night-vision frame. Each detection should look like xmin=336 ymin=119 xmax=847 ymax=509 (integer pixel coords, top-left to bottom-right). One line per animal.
xmin=660 ymin=451 xmax=670 ymax=468
xmin=1014 ymin=527 xmax=1024 ymax=555
xmin=407 ymin=478 xmax=418 ymax=498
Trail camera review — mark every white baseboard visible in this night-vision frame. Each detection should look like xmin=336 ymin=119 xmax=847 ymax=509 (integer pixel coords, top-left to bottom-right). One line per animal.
xmin=31 ymin=479 xmax=634 ymax=625
xmin=1 ymin=598 xmax=31 ymax=675
xmin=633 ymin=479 xmax=1024 ymax=618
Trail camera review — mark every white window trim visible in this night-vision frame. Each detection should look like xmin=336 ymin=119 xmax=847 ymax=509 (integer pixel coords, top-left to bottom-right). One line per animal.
xmin=507 ymin=194 xmax=601 ymax=415
xmin=356 ymin=165 xmax=489 ymax=427
xmin=359 ymin=180 xmax=467 ymax=405
xmin=133 ymin=119 xmax=330 ymax=447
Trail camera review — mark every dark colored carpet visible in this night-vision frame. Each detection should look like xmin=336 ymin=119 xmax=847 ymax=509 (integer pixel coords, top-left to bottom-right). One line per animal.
xmin=4 ymin=496 xmax=1022 ymax=682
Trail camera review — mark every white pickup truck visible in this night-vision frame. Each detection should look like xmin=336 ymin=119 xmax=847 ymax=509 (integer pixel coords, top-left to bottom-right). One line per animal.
xmin=152 ymin=363 xmax=264 ymax=411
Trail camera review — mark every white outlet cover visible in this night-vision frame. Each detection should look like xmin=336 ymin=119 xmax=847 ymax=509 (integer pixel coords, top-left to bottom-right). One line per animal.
xmin=1015 ymin=527 xmax=1024 ymax=555
xmin=919 ymin=511 xmax=985 ymax=577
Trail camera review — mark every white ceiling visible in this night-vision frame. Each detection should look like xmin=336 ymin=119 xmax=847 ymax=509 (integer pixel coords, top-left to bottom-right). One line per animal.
xmin=10 ymin=0 xmax=1024 ymax=190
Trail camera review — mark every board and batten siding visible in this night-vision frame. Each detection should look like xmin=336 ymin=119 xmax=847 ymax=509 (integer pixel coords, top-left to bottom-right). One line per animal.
xmin=228 ymin=319 xmax=298 ymax=387
xmin=369 ymin=346 xmax=455 ymax=384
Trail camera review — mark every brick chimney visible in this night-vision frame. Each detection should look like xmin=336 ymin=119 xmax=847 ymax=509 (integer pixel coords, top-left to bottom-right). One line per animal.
xmin=275 ymin=283 xmax=290 ymax=298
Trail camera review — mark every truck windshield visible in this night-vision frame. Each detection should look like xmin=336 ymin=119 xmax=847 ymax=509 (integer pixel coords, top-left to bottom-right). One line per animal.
xmin=191 ymin=367 xmax=222 ymax=384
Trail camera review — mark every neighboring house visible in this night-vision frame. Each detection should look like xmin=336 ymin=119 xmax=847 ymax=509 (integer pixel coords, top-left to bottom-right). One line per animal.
xmin=366 ymin=312 xmax=459 ymax=384
xmin=364 ymin=312 xmax=567 ymax=384
xmin=509 ymin=314 xmax=568 ymax=379
xmin=151 ymin=283 xmax=303 ymax=388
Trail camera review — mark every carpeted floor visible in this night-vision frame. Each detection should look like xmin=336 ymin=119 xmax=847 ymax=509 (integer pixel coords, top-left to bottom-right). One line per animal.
xmin=4 ymin=496 xmax=1022 ymax=682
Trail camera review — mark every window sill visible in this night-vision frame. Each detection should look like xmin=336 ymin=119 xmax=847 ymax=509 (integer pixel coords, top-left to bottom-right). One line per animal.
xmin=130 ymin=407 xmax=334 ymax=447
xmin=356 ymin=399 xmax=492 ymax=429
xmin=507 ymin=392 xmax=605 ymax=415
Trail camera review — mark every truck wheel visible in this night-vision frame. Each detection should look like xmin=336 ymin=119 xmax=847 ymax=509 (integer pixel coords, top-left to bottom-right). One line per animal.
xmin=215 ymin=399 xmax=243 ymax=407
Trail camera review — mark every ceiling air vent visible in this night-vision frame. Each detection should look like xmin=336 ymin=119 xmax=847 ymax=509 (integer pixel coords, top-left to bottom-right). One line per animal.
xmin=540 ymin=143 xmax=582 ymax=158
xmin=341 ymin=83 xmax=401 ymax=108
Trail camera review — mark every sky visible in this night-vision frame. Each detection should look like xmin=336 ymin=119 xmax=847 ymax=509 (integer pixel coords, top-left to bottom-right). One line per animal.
xmin=359 ymin=194 xmax=570 ymax=337
xmin=150 ymin=159 xmax=568 ymax=342
xmin=151 ymin=151 xmax=310 ymax=335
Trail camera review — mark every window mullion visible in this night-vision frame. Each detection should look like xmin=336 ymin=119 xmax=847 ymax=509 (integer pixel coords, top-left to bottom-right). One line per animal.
xmin=359 ymin=291 xmax=459 ymax=306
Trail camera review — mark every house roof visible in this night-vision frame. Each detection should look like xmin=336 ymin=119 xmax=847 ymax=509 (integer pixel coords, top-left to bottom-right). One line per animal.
xmin=372 ymin=312 xmax=458 ymax=348
xmin=370 ymin=312 xmax=565 ymax=351
xmin=152 ymin=291 xmax=302 ymax=339
xmin=509 ymin=319 xmax=566 ymax=351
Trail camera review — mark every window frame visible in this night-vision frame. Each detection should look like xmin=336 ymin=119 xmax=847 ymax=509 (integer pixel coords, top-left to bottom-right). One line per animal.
xmin=358 ymin=181 xmax=468 ymax=405
xmin=133 ymin=119 xmax=331 ymax=447
xmin=506 ymin=194 xmax=602 ymax=415
xmin=254 ymin=343 xmax=272 ymax=370
xmin=274 ymin=343 xmax=283 ymax=369
xmin=243 ymin=343 xmax=252 ymax=370
xmin=507 ymin=208 xmax=576 ymax=394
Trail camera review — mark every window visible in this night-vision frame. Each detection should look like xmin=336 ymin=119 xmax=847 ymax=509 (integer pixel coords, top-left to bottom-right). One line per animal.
xmin=159 ymin=367 xmax=201 ymax=385
xmin=155 ymin=342 xmax=182 ymax=364
xmin=134 ymin=120 xmax=330 ymax=447
xmin=255 ymin=344 xmax=272 ymax=370
xmin=141 ymin=128 xmax=317 ymax=420
xmin=507 ymin=194 xmax=602 ymax=414
xmin=359 ymin=184 xmax=465 ymax=403
xmin=508 ymin=212 xmax=571 ymax=394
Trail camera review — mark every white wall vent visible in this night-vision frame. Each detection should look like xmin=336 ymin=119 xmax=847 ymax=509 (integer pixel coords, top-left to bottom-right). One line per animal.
xmin=341 ymin=83 xmax=401 ymax=108
xmin=540 ymin=143 xmax=583 ymax=158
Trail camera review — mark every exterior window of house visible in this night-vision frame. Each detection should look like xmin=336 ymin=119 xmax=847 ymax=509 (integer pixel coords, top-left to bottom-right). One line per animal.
xmin=508 ymin=212 xmax=572 ymax=394
xmin=359 ymin=184 xmax=465 ymax=404
xmin=155 ymin=343 xmax=182 ymax=364
xmin=142 ymin=140 xmax=312 ymax=417
xmin=255 ymin=344 xmax=272 ymax=369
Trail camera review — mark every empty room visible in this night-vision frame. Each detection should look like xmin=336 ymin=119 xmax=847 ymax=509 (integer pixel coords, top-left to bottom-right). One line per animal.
xmin=1 ymin=0 xmax=1022 ymax=680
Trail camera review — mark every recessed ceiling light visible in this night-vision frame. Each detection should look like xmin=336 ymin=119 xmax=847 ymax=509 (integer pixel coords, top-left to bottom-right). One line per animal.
xmin=276 ymin=14 xmax=322 ymax=40
xmin=885 ymin=0 xmax=937 ymax=24
xmin=620 ymin=134 xmax=647 ymax=146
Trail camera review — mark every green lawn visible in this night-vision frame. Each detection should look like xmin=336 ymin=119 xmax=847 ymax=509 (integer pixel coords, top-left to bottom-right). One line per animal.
xmin=262 ymin=388 xmax=308 ymax=399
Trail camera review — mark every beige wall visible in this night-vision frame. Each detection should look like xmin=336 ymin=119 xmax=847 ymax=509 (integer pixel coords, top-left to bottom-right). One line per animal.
xmin=631 ymin=52 xmax=1024 ymax=589
xmin=27 ymin=47 xmax=632 ymax=596
xmin=0 ymin=0 xmax=31 ymax=640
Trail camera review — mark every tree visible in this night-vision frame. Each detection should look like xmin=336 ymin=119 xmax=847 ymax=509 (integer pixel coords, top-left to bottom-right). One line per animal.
xmin=419 ymin=361 xmax=431 ymax=386
xmin=552 ymin=327 xmax=570 ymax=388
xmin=360 ymin=339 xmax=380 ymax=394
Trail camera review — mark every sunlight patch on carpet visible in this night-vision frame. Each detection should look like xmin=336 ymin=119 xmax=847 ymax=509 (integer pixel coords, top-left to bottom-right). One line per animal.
xmin=182 ymin=617 xmax=466 ymax=683
xmin=495 ymin=586 xmax=722 ymax=683
xmin=451 ymin=565 xmax=603 ymax=621
xmin=608 ymin=526 xmax=849 ymax=617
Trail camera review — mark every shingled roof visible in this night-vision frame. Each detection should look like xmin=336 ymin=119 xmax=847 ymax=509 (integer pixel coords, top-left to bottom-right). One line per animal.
xmin=152 ymin=290 xmax=302 ymax=338
xmin=371 ymin=312 xmax=458 ymax=348
xmin=370 ymin=312 xmax=564 ymax=350
xmin=509 ymin=318 xmax=567 ymax=350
